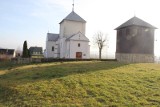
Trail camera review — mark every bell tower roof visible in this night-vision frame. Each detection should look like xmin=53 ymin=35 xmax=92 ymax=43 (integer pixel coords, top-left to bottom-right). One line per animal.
xmin=115 ymin=16 xmax=157 ymax=30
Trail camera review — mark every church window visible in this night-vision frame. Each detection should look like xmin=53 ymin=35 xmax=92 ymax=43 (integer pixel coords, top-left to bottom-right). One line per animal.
xmin=78 ymin=43 xmax=80 ymax=47
xmin=52 ymin=46 xmax=54 ymax=51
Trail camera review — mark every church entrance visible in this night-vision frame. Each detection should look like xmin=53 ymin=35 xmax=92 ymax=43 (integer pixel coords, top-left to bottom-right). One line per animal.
xmin=76 ymin=52 xmax=82 ymax=59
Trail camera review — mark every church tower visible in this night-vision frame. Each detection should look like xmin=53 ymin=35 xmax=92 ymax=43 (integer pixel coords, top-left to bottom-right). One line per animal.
xmin=58 ymin=2 xmax=89 ymax=59
xmin=59 ymin=0 xmax=86 ymax=38
xmin=59 ymin=11 xmax=86 ymax=38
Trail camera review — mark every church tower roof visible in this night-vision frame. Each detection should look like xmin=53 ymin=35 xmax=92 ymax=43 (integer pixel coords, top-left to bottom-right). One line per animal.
xmin=115 ymin=16 xmax=157 ymax=30
xmin=60 ymin=11 xmax=86 ymax=24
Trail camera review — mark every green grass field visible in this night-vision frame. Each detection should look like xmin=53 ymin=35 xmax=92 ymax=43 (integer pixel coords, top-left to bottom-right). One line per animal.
xmin=0 ymin=61 xmax=160 ymax=106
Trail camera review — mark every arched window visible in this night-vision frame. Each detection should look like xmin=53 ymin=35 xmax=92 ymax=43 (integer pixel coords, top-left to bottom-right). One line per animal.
xmin=52 ymin=46 xmax=54 ymax=51
xmin=78 ymin=43 xmax=80 ymax=47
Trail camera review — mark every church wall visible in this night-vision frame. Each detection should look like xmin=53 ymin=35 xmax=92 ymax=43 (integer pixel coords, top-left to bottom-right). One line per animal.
xmin=68 ymin=40 xmax=90 ymax=59
xmin=46 ymin=41 xmax=59 ymax=58
xmin=59 ymin=22 xmax=65 ymax=37
xmin=59 ymin=38 xmax=67 ymax=58
xmin=60 ymin=20 xmax=85 ymax=37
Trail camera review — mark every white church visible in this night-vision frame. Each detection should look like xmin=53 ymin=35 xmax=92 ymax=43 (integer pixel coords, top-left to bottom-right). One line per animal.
xmin=45 ymin=9 xmax=90 ymax=59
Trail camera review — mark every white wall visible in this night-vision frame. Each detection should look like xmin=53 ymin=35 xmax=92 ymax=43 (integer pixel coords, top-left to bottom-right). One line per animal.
xmin=60 ymin=20 xmax=86 ymax=38
xmin=46 ymin=41 xmax=59 ymax=58
xmin=66 ymin=40 xmax=90 ymax=59
xmin=59 ymin=37 xmax=67 ymax=58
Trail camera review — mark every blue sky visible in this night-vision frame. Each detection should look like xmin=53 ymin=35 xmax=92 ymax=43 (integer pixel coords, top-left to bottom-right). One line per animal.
xmin=0 ymin=0 xmax=63 ymax=49
xmin=0 ymin=0 xmax=67 ymax=48
xmin=1 ymin=0 xmax=160 ymax=58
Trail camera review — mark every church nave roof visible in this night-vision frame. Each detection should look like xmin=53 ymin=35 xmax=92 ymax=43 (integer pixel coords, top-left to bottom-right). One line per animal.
xmin=47 ymin=33 xmax=59 ymax=41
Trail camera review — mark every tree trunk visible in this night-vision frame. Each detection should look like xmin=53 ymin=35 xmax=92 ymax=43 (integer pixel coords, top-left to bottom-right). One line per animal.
xmin=99 ymin=48 xmax=102 ymax=59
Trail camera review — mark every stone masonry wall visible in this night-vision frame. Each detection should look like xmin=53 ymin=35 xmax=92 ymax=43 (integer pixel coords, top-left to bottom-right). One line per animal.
xmin=116 ymin=53 xmax=154 ymax=63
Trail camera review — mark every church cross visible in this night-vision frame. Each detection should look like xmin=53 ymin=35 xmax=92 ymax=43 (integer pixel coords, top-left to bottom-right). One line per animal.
xmin=72 ymin=0 xmax=74 ymax=11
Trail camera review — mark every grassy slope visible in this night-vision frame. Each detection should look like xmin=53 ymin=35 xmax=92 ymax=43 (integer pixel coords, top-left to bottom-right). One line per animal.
xmin=0 ymin=61 xmax=160 ymax=106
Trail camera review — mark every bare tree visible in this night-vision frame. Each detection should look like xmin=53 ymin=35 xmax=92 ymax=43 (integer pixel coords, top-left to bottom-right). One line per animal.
xmin=93 ymin=32 xmax=107 ymax=59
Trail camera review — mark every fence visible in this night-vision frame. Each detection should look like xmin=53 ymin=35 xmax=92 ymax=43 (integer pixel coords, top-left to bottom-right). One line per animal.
xmin=11 ymin=58 xmax=117 ymax=64
xmin=11 ymin=58 xmax=41 ymax=64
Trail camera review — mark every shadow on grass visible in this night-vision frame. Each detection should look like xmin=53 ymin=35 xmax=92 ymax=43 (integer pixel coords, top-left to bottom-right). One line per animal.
xmin=0 ymin=61 xmax=28 ymax=71
xmin=0 ymin=61 xmax=128 ymax=82
xmin=0 ymin=61 xmax=129 ymax=106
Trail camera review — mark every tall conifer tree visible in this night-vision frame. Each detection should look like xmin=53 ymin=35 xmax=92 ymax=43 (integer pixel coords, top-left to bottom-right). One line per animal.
xmin=22 ymin=40 xmax=29 ymax=58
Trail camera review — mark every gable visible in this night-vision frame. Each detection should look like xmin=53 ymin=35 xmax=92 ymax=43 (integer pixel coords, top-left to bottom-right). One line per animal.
xmin=66 ymin=32 xmax=89 ymax=42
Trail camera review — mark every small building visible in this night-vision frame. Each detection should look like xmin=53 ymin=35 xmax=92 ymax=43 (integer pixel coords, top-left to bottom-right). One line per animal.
xmin=45 ymin=10 xmax=90 ymax=59
xmin=115 ymin=16 xmax=157 ymax=63
xmin=0 ymin=48 xmax=16 ymax=60
xmin=29 ymin=47 xmax=43 ymax=58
